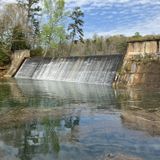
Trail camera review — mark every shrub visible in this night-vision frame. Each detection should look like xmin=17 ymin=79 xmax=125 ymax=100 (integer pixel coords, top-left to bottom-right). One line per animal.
xmin=0 ymin=47 xmax=10 ymax=66
xmin=30 ymin=47 xmax=43 ymax=57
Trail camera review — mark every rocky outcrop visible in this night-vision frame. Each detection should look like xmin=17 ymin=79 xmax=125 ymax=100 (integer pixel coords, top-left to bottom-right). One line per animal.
xmin=4 ymin=50 xmax=30 ymax=78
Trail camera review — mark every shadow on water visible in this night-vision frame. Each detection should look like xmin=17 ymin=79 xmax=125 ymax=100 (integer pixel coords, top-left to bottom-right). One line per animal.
xmin=0 ymin=79 xmax=160 ymax=160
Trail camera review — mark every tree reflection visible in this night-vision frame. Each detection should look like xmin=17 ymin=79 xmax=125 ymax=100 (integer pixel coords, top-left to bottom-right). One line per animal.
xmin=17 ymin=115 xmax=80 ymax=160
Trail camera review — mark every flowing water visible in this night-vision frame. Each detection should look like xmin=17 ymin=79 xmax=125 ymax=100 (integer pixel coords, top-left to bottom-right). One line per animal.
xmin=15 ymin=55 xmax=122 ymax=85
xmin=0 ymin=79 xmax=160 ymax=160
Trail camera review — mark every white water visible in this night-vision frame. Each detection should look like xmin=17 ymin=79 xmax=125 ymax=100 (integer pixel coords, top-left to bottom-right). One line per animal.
xmin=15 ymin=55 xmax=122 ymax=85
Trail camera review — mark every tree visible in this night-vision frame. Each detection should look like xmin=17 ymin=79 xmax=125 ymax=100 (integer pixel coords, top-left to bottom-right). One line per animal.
xmin=40 ymin=0 xmax=67 ymax=57
xmin=0 ymin=3 xmax=28 ymax=47
xmin=0 ymin=43 xmax=10 ymax=66
xmin=0 ymin=3 xmax=29 ymax=61
xmin=11 ymin=25 xmax=29 ymax=52
xmin=133 ymin=32 xmax=142 ymax=39
xmin=68 ymin=7 xmax=84 ymax=54
xmin=17 ymin=0 xmax=41 ymax=35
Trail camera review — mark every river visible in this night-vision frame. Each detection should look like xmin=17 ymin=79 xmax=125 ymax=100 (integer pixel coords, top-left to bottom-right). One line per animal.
xmin=0 ymin=79 xmax=160 ymax=160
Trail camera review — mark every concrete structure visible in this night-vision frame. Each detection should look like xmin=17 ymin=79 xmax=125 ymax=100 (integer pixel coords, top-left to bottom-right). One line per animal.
xmin=4 ymin=50 xmax=30 ymax=78
xmin=15 ymin=55 xmax=122 ymax=85
xmin=115 ymin=39 xmax=160 ymax=88
xmin=125 ymin=39 xmax=160 ymax=59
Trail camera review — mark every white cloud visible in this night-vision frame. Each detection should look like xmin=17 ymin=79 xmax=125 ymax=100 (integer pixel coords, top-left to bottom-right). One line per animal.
xmin=1 ymin=0 xmax=160 ymax=37
xmin=86 ymin=13 xmax=160 ymax=37
xmin=66 ymin=0 xmax=160 ymax=8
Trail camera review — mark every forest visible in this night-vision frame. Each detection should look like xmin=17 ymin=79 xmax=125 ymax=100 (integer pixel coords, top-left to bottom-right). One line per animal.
xmin=0 ymin=0 xmax=160 ymax=67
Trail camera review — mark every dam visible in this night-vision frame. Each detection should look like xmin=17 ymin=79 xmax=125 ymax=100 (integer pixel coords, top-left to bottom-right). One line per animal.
xmin=15 ymin=55 xmax=122 ymax=85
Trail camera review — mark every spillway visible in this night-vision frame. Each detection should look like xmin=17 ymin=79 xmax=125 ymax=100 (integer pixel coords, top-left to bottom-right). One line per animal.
xmin=15 ymin=55 xmax=122 ymax=85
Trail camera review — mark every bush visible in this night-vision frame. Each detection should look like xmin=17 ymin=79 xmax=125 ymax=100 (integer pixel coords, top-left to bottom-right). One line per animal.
xmin=11 ymin=25 xmax=30 ymax=52
xmin=0 ymin=47 xmax=10 ymax=66
xmin=30 ymin=47 xmax=43 ymax=57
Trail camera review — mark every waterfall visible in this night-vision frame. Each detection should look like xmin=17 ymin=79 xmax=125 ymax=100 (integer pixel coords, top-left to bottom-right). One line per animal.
xmin=15 ymin=55 xmax=122 ymax=85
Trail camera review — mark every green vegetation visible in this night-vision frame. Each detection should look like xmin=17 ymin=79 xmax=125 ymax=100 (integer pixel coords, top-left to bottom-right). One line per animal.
xmin=41 ymin=0 xmax=67 ymax=57
xmin=68 ymin=7 xmax=84 ymax=53
xmin=128 ymin=34 xmax=160 ymax=42
xmin=1 ymin=0 xmax=160 ymax=66
xmin=0 ymin=46 xmax=10 ymax=66
xmin=11 ymin=25 xmax=30 ymax=51
xmin=17 ymin=0 xmax=41 ymax=36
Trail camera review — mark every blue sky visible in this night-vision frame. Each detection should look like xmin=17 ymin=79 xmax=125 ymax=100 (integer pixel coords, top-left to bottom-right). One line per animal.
xmin=66 ymin=0 xmax=160 ymax=37
xmin=2 ymin=0 xmax=160 ymax=38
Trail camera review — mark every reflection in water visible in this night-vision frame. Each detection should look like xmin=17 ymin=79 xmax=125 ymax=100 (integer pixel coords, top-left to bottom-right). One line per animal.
xmin=15 ymin=79 xmax=118 ymax=107
xmin=117 ymin=88 xmax=160 ymax=111
xmin=117 ymin=88 xmax=160 ymax=136
xmin=0 ymin=79 xmax=160 ymax=160
xmin=19 ymin=115 xmax=80 ymax=160
xmin=0 ymin=79 xmax=119 ymax=110
xmin=121 ymin=110 xmax=160 ymax=136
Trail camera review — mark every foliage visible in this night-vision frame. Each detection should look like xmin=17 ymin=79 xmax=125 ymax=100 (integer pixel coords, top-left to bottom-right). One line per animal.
xmin=0 ymin=3 xmax=28 ymax=50
xmin=68 ymin=7 xmax=84 ymax=53
xmin=11 ymin=25 xmax=30 ymax=51
xmin=40 ymin=0 xmax=67 ymax=57
xmin=17 ymin=0 xmax=41 ymax=35
xmin=30 ymin=47 xmax=43 ymax=57
xmin=0 ymin=45 xmax=10 ymax=66
xmin=128 ymin=34 xmax=160 ymax=42
xmin=1 ymin=1 xmax=160 ymax=62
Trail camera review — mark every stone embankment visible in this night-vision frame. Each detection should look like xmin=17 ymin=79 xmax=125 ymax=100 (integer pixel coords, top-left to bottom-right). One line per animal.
xmin=114 ymin=39 xmax=160 ymax=88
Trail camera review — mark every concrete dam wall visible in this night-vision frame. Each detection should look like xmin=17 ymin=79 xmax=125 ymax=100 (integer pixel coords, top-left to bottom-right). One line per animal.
xmin=115 ymin=39 xmax=160 ymax=88
xmin=15 ymin=55 xmax=123 ymax=85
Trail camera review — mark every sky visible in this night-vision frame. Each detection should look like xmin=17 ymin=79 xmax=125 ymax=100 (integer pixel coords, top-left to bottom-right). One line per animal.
xmin=1 ymin=0 xmax=160 ymax=38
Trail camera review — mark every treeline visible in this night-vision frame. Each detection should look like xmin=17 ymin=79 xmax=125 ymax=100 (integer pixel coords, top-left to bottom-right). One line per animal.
xmin=66 ymin=33 xmax=160 ymax=56
xmin=1 ymin=0 xmax=160 ymax=67
xmin=31 ymin=33 xmax=160 ymax=57
xmin=66 ymin=34 xmax=128 ymax=56
xmin=0 ymin=0 xmax=85 ymax=66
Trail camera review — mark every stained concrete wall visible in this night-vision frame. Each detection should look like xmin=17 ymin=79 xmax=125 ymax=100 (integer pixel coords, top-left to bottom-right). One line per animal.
xmin=125 ymin=40 xmax=159 ymax=59
xmin=114 ymin=40 xmax=160 ymax=88
xmin=5 ymin=50 xmax=30 ymax=78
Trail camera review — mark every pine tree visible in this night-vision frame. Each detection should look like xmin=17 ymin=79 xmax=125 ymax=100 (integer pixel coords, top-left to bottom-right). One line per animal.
xmin=68 ymin=7 xmax=84 ymax=54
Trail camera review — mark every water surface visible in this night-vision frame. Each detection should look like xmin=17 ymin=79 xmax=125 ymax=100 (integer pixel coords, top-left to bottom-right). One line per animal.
xmin=0 ymin=79 xmax=160 ymax=160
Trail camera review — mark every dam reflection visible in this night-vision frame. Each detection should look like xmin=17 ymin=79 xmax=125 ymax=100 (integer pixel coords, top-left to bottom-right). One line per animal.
xmin=0 ymin=80 xmax=160 ymax=160
xmin=15 ymin=79 xmax=119 ymax=109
